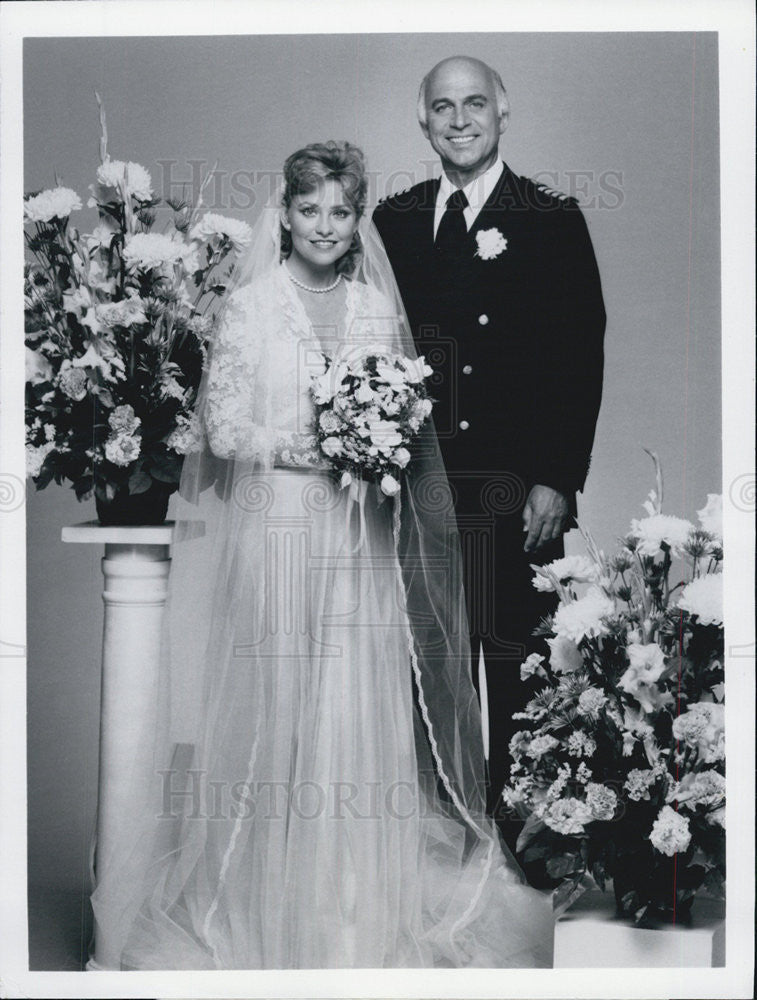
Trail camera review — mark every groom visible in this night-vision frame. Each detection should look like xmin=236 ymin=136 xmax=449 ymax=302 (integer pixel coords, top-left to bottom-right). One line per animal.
xmin=373 ymin=56 xmax=606 ymax=845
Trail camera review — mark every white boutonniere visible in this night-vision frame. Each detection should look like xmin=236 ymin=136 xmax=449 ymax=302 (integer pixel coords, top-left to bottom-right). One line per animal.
xmin=475 ymin=228 xmax=508 ymax=260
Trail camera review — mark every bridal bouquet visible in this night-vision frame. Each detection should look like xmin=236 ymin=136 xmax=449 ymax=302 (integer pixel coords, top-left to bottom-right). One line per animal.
xmin=503 ymin=453 xmax=724 ymax=924
xmin=24 ymin=99 xmax=251 ymax=517
xmin=310 ymin=346 xmax=434 ymax=496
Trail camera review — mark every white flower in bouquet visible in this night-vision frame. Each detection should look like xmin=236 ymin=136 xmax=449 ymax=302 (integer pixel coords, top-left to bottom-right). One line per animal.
xmin=26 ymin=347 xmax=53 ymax=385
xmin=62 ymin=285 xmax=93 ymax=316
xmin=393 ymin=447 xmax=411 ymax=469
xmin=672 ymin=702 xmax=725 ymax=762
xmin=86 ymin=221 xmax=119 ymax=250
xmin=160 ymin=375 xmax=186 ymax=402
xmin=696 ymin=493 xmax=723 ymax=539
xmin=552 ymin=586 xmax=614 ymax=643
xmin=354 ymin=382 xmax=376 ymax=405
xmin=96 ymin=297 xmax=148 ymax=329
xmin=624 ymin=768 xmax=658 ymax=802
xmin=318 ymin=411 xmax=343 ymax=434
xmin=577 ymin=686 xmax=607 ymax=719
xmin=399 ymin=356 xmax=434 ymax=384
xmin=520 ymin=653 xmax=546 ymax=681
xmin=543 ymin=797 xmax=593 ymax=835
xmin=24 ymin=186 xmax=82 ymax=223
xmin=122 ymin=232 xmax=190 ymax=271
xmin=87 ymin=257 xmax=117 ymax=295
xmin=94 ymin=159 xmax=154 ymax=202
xmin=189 ymin=213 xmax=253 ymax=252
xmin=104 ymin=432 xmax=141 ymax=467
xmin=108 ymin=404 xmax=141 ymax=436
xmin=320 ymin=437 xmax=344 ymax=458
xmin=649 ymin=804 xmax=692 ymax=856
xmin=546 ymin=634 xmax=584 ymax=674
xmin=508 ymin=730 xmax=532 ymax=757
xmin=585 ymin=782 xmax=618 ymax=821
xmin=380 ymin=474 xmax=401 ymax=497
xmin=575 ymin=761 xmax=593 ymax=784
xmin=532 ymin=554 xmax=600 ymax=593
xmin=57 ymin=360 xmax=89 ymax=402
xmin=667 ymin=770 xmax=725 ymax=809
xmin=566 ymin=731 xmax=596 ymax=758
xmin=618 ymin=643 xmax=672 ymax=714
xmin=525 ymin=734 xmax=560 ymax=758
xmin=26 ymin=441 xmax=55 ymax=478
xmin=166 ymin=412 xmax=201 ymax=455
xmin=629 ymin=513 xmax=695 ymax=557
xmin=408 ymin=397 xmax=432 ymax=430
xmin=678 ymin=573 xmax=723 ymax=626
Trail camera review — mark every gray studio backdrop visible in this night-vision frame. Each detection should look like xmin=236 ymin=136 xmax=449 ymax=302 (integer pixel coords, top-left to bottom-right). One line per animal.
xmin=23 ymin=32 xmax=720 ymax=966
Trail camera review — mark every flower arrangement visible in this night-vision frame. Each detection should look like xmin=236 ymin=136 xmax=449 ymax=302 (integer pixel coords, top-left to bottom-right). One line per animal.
xmin=310 ymin=345 xmax=434 ymax=496
xmin=504 ymin=452 xmax=724 ymax=924
xmin=24 ymin=97 xmax=252 ymax=519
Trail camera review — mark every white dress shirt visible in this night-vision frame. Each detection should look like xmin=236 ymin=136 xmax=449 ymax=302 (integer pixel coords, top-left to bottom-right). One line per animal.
xmin=433 ymin=159 xmax=505 ymax=239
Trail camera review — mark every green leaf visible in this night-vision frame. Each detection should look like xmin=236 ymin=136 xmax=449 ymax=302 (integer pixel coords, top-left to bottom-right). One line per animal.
xmin=128 ymin=468 xmax=153 ymax=495
xmin=553 ymin=876 xmax=589 ymax=915
xmin=546 ymin=853 xmax=583 ymax=879
xmin=516 ymin=813 xmax=547 ymax=854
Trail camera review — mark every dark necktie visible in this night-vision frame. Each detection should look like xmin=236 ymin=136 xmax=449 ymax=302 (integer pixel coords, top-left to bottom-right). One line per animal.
xmin=434 ymin=188 xmax=468 ymax=253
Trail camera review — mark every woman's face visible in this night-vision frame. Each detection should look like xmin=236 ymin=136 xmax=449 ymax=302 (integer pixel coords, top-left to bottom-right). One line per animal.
xmin=284 ymin=178 xmax=358 ymax=273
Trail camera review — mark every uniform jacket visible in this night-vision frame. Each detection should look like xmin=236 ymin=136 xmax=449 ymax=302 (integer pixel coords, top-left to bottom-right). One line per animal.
xmin=372 ymin=163 xmax=606 ymax=514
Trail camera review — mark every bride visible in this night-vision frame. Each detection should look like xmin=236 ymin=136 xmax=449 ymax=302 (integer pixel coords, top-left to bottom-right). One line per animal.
xmin=88 ymin=140 xmax=554 ymax=969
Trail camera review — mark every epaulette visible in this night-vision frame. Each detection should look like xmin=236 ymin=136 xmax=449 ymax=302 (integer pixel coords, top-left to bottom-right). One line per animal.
xmin=531 ymin=179 xmax=577 ymax=205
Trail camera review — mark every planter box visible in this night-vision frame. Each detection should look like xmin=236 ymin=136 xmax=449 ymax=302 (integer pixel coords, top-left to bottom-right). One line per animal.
xmin=554 ymin=888 xmax=725 ymax=968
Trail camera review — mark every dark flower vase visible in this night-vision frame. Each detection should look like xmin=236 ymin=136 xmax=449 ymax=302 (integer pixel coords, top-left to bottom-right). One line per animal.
xmin=95 ymin=480 xmax=173 ymax=526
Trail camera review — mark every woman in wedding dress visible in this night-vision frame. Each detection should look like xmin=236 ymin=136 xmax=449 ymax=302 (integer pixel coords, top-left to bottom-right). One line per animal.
xmin=88 ymin=140 xmax=554 ymax=969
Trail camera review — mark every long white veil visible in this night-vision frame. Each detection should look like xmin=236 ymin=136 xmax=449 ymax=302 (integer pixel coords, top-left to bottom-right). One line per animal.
xmin=88 ymin=193 xmax=553 ymax=970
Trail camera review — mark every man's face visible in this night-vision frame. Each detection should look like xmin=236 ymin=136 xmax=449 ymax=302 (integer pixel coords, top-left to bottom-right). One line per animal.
xmin=421 ymin=59 xmax=508 ymax=183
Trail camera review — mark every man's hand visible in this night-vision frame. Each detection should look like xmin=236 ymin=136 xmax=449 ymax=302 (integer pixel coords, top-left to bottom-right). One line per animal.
xmin=522 ymin=485 xmax=569 ymax=552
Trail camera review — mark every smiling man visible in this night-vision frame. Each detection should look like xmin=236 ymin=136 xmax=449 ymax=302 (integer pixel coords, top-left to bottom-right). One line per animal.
xmin=373 ymin=56 xmax=606 ymax=850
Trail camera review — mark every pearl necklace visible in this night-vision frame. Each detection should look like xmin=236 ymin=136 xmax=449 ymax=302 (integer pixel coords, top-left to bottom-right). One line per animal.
xmin=287 ymin=268 xmax=343 ymax=294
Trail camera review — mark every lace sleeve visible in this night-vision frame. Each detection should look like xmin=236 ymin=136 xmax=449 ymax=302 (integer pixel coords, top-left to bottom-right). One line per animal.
xmin=204 ymin=287 xmax=267 ymax=461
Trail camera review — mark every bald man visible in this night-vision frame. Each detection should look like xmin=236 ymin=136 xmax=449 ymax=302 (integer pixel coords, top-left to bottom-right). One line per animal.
xmin=373 ymin=56 xmax=606 ymax=848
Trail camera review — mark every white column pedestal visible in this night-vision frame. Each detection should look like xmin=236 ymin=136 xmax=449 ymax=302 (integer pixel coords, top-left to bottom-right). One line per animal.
xmin=62 ymin=520 xmax=203 ymax=971
xmin=554 ymin=888 xmax=725 ymax=968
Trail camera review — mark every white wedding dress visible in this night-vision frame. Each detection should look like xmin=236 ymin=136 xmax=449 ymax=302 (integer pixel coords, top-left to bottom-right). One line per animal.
xmin=88 ymin=258 xmax=554 ymax=970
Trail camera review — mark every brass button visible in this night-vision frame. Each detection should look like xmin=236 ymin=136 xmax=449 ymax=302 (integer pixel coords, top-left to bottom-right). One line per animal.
xmin=462 ymin=364 xmax=473 ymax=375
xmin=459 ymin=420 xmax=470 ymax=430
xmin=478 ymin=314 xmax=489 ymax=325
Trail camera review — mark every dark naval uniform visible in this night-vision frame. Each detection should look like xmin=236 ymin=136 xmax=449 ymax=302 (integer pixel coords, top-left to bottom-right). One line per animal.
xmin=373 ymin=162 xmax=606 ymax=836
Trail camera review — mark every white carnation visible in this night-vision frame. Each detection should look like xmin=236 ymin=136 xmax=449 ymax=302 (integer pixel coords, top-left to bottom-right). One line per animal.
xmin=526 ymin=734 xmax=559 ymax=759
xmin=543 ymin=797 xmax=593 ymax=835
xmin=474 ymin=227 xmax=508 ymax=260
xmin=624 ymin=768 xmax=657 ymax=802
xmin=566 ymin=732 xmax=596 ymax=758
xmin=520 ymin=653 xmax=546 ymax=681
xmin=104 ymin=432 xmax=141 ymax=467
xmin=57 ymin=360 xmax=89 ymax=401
xmin=108 ymin=404 xmax=141 ymax=435
xmin=678 ymin=574 xmax=723 ymax=626
xmin=629 ymin=514 xmax=695 ymax=557
xmin=649 ymin=805 xmax=692 ymax=856
xmin=667 ymin=770 xmax=725 ymax=809
xmin=320 ymin=436 xmax=344 ymax=458
xmin=532 ymin=554 xmax=599 ymax=593
xmin=552 ymin=586 xmax=614 ymax=642
xmin=671 ymin=702 xmax=724 ymax=762
xmin=24 ymin=186 xmax=82 ymax=223
xmin=122 ymin=232 xmax=188 ymax=271
xmin=585 ymin=782 xmax=618 ymax=821
xmin=577 ymin=686 xmax=607 ymax=719
xmin=96 ymin=159 xmax=153 ymax=201
xmin=189 ymin=213 xmax=253 ymax=252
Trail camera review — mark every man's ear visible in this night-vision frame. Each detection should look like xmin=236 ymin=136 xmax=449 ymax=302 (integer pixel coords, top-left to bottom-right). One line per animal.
xmin=419 ymin=119 xmax=430 ymax=140
xmin=498 ymin=109 xmax=510 ymax=137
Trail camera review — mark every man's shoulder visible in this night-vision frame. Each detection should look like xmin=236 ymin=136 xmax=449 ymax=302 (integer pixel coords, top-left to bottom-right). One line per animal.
xmin=374 ymin=178 xmax=438 ymax=218
xmin=498 ymin=168 xmax=580 ymax=214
